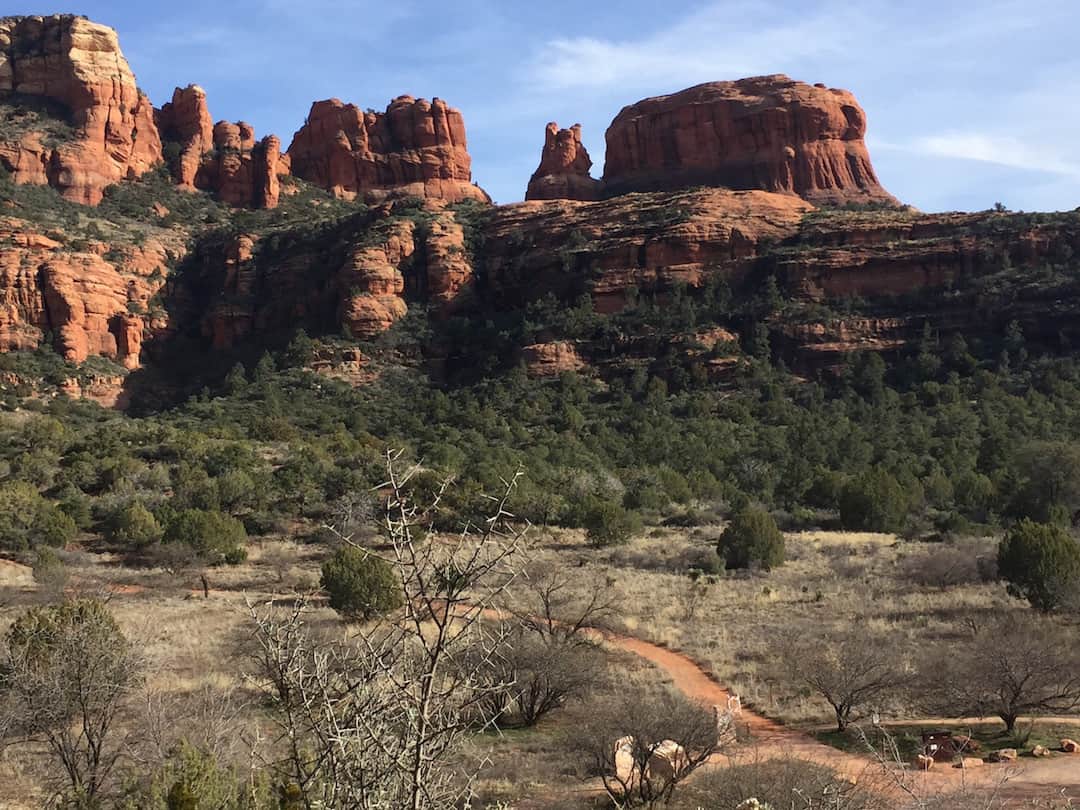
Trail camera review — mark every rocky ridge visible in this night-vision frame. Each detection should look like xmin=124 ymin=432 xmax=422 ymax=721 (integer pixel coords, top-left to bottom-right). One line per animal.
xmin=3 ymin=14 xmax=1080 ymax=390
xmin=287 ymin=96 xmax=489 ymax=205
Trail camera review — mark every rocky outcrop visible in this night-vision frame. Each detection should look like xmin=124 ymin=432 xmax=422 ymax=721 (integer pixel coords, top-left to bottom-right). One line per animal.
xmin=483 ymin=188 xmax=813 ymax=313
xmin=0 ymin=217 xmax=170 ymax=368
xmin=424 ymin=213 xmax=473 ymax=309
xmin=194 ymin=121 xmax=283 ymax=209
xmin=0 ymin=15 xmax=161 ymax=204
xmin=602 ymin=76 xmax=896 ymax=206
xmin=526 ymin=123 xmax=601 ymax=202
xmin=339 ymin=220 xmax=415 ymax=339
xmin=287 ymin=96 xmax=489 ymax=204
xmin=156 ymin=87 xmax=284 ymax=208
xmin=522 ymin=341 xmax=585 ymax=376
xmin=156 ymin=84 xmax=214 ymax=189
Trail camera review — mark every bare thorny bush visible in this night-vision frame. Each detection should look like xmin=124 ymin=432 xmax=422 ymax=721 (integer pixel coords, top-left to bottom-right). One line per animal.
xmin=245 ymin=450 xmax=529 ymax=810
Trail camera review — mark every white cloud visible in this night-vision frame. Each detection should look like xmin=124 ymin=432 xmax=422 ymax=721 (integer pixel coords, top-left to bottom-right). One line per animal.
xmin=909 ymin=132 xmax=1080 ymax=179
xmin=526 ymin=1 xmax=866 ymax=92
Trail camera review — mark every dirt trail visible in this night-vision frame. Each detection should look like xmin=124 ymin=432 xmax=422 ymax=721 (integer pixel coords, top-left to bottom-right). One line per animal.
xmin=72 ymin=583 xmax=1080 ymax=805
xmin=596 ymin=628 xmax=1080 ymax=803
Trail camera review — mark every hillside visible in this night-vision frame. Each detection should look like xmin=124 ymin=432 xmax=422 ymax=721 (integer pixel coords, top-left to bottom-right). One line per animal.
xmin=1 ymin=14 xmax=1080 ymax=810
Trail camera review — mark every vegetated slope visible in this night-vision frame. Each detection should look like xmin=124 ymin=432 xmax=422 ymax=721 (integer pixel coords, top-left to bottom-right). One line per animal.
xmin=4 ymin=12 xmax=1080 ymax=578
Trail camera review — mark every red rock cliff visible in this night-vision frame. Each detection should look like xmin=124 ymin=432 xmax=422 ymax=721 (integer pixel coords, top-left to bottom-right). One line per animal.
xmin=0 ymin=15 xmax=161 ymax=205
xmin=0 ymin=217 xmax=173 ymax=368
xmin=195 ymin=121 xmax=283 ymax=209
xmin=287 ymin=96 xmax=489 ymax=204
xmin=602 ymin=75 xmax=897 ymax=206
xmin=157 ymin=88 xmax=284 ymax=209
xmin=526 ymin=122 xmax=601 ymax=201
xmin=156 ymin=84 xmax=214 ymax=189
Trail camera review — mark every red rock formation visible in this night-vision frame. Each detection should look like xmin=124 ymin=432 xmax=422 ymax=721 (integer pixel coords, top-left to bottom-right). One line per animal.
xmin=156 ymin=89 xmax=282 ymax=208
xmin=526 ymin=122 xmax=601 ymax=201
xmin=603 ymin=75 xmax=897 ymax=206
xmin=483 ymin=188 xmax=814 ymax=313
xmin=288 ymin=96 xmax=489 ymax=204
xmin=0 ymin=15 xmax=161 ymax=204
xmin=424 ymin=213 xmax=473 ymax=310
xmin=252 ymin=135 xmax=283 ymax=210
xmin=522 ymin=340 xmax=585 ymax=376
xmin=195 ymin=122 xmax=282 ymax=209
xmin=0 ymin=218 xmax=171 ymax=368
xmin=339 ymin=220 xmax=416 ymax=339
xmin=156 ymin=84 xmax=214 ymax=188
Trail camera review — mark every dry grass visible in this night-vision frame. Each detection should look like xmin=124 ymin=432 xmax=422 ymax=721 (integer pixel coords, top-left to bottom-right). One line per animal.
xmin=522 ymin=526 xmax=1017 ymax=727
xmin=0 ymin=526 xmax=1064 ymax=809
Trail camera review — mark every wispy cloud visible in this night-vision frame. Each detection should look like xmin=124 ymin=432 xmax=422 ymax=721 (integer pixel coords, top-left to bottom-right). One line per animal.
xmin=525 ymin=1 xmax=867 ymax=92
xmin=909 ymin=132 xmax=1080 ymax=178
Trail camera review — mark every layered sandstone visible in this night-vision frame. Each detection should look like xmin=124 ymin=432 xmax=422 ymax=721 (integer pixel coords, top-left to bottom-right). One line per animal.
xmin=193 ymin=200 xmax=488 ymax=353
xmin=522 ymin=340 xmax=585 ymax=376
xmin=339 ymin=220 xmax=415 ymax=339
xmin=0 ymin=15 xmax=161 ymax=204
xmin=483 ymin=188 xmax=813 ymax=313
xmin=156 ymin=84 xmax=214 ymax=188
xmin=287 ymin=96 xmax=489 ymax=204
xmin=424 ymin=213 xmax=473 ymax=309
xmin=526 ymin=123 xmax=601 ymax=202
xmin=0 ymin=217 xmax=171 ymax=368
xmin=196 ymin=122 xmax=283 ymax=209
xmin=602 ymin=76 xmax=896 ymax=206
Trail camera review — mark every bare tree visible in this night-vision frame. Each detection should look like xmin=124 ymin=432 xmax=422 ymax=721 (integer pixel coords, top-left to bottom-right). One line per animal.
xmin=0 ymin=598 xmax=143 ymax=807
xmin=507 ymin=562 xmax=616 ymax=646
xmin=676 ymin=577 xmax=711 ymax=622
xmin=575 ymin=685 xmax=723 ymax=809
xmin=929 ymin=613 xmax=1080 ymax=734
xmin=465 ymin=629 xmax=600 ymax=728
xmin=246 ymin=450 xmax=528 ymax=810
xmin=775 ymin=628 xmax=911 ymax=732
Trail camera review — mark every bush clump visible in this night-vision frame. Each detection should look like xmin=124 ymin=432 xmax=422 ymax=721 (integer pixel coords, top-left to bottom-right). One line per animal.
xmin=997 ymin=519 xmax=1080 ymax=611
xmin=0 ymin=481 xmax=77 ymax=551
xmin=321 ymin=546 xmax=403 ymax=620
xmin=107 ymin=502 xmax=163 ymax=548
xmin=837 ymin=469 xmax=909 ymax=533
xmin=717 ymin=506 xmax=785 ymax=570
xmin=581 ymin=498 xmax=642 ymax=548
xmin=162 ymin=509 xmax=248 ymax=565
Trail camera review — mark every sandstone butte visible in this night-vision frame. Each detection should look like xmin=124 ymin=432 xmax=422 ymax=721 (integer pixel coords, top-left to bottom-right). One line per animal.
xmin=0 ymin=14 xmax=161 ymax=205
xmin=287 ymin=96 xmax=490 ymax=204
xmin=156 ymin=86 xmax=287 ymax=209
xmin=525 ymin=122 xmax=602 ymax=202
xmin=600 ymin=75 xmax=898 ymax=206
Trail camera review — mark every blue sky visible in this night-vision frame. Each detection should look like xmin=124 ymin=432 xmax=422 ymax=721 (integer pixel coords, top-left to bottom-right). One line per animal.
xmin=11 ymin=0 xmax=1080 ymax=210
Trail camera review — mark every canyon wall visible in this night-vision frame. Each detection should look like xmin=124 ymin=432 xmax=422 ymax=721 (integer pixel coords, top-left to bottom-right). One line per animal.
xmin=0 ymin=14 xmax=161 ymax=204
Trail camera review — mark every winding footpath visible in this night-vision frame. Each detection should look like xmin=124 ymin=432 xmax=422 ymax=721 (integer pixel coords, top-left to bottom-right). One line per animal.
xmin=593 ymin=627 xmax=1080 ymax=806
xmin=55 ymin=575 xmax=1080 ymax=807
